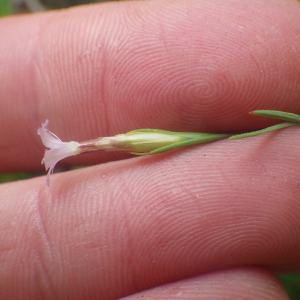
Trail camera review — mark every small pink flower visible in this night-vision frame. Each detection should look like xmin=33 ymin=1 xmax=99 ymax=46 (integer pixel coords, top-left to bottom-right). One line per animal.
xmin=37 ymin=120 xmax=80 ymax=186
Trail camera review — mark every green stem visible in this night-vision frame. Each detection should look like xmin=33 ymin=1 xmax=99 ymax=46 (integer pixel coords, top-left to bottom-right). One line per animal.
xmin=230 ymin=122 xmax=296 ymax=140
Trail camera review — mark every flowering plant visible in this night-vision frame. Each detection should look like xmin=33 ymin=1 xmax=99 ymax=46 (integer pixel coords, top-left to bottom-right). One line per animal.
xmin=38 ymin=110 xmax=300 ymax=186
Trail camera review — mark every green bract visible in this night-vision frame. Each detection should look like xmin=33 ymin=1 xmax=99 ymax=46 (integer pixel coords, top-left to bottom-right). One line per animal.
xmin=125 ymin=129 xmax=231 ymax=155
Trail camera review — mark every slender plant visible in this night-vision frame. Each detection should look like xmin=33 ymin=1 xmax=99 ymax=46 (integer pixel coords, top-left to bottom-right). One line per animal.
xmin=38 ymin=110 xmax=300 ymax=186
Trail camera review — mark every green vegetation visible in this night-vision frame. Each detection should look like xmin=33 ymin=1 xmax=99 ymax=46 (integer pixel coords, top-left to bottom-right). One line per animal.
xmin=0 ymin=0 xmax=13 ymax=17
xmin=0 ymin=172 xmax=30 ymax=183
xmin=277 ymin=273 xmax=300 ymax=300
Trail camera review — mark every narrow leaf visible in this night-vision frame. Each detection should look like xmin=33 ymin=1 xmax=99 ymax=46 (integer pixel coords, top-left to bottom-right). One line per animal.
xmin=251 ymin=110 xmax=300 ymax=124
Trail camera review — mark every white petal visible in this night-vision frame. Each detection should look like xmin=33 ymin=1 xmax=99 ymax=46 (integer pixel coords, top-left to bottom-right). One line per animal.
xmin=37 ymin=120 xmax=64 ymax=149
xmin=42 ymin=141 xmax=80 ymax=170
xmin=38 ymin=120 xmax=81 ymax=186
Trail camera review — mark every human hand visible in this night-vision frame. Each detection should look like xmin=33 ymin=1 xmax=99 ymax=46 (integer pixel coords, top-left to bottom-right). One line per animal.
xmin=1 ymin=0 xmax=300 ymax=299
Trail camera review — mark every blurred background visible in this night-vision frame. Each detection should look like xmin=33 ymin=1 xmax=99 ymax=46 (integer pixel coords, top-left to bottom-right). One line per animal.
xmin=0 ymin=0 xmax=300 ymax=299
xmin=1 ymin=0 xmax=113 ymax=15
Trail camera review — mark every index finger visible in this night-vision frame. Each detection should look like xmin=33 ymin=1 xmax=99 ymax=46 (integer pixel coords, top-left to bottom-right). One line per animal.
xmin=0 ymin=0 xmax=300 ymax=172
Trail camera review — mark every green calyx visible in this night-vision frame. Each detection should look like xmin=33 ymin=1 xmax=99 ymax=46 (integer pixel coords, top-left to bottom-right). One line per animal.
xmin=126 ymin=129 xmax=231 ymax=155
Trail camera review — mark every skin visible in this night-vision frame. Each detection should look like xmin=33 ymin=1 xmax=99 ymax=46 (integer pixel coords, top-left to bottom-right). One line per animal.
xmin=0 ymin=0 xmax=300 ymax=299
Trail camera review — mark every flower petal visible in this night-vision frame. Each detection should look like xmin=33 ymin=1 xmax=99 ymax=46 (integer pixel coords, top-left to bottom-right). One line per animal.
xmin=42 ymin=141 xmax=80 ymax=170
xmin=37 ymin=120 xmax=64 ymax=149
xmin=38 ymin=120 xmax=81 ymax=186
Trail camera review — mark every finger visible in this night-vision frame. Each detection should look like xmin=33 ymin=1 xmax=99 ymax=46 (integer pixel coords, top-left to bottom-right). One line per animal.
xmin=0 ymin=0 xmax=300 ymax=172
xmin=121 ymin=267 xmax=289 ymax=300
xmin=1 ymin=127 xmax=300 ymax=299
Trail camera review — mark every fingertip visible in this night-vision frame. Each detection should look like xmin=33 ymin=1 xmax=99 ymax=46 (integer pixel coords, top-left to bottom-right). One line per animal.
xmin=121 ymin=267 xmax=290 ymax=300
